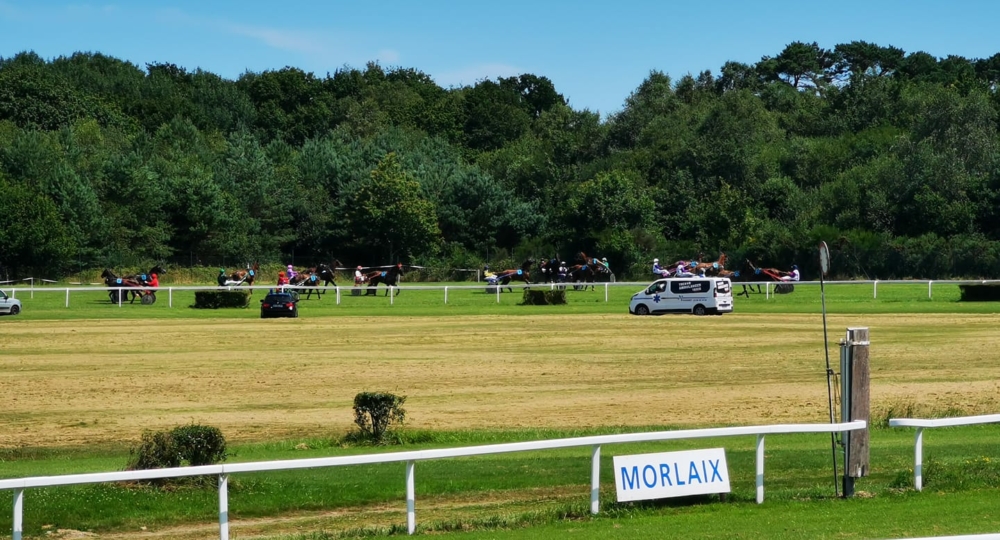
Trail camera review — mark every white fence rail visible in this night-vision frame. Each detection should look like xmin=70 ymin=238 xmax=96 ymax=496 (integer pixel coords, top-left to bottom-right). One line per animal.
xmin=889 ymin=413 xmax=1000 ymax=491
xmin=1 ymin=421 xmax=865 ymax=540
xmin=6 ymin=279 xmax=1000 ymax=308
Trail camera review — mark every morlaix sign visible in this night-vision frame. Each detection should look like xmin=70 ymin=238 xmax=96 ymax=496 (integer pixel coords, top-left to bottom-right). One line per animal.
xmin=613 ymin=448 xmax=730 ymax=502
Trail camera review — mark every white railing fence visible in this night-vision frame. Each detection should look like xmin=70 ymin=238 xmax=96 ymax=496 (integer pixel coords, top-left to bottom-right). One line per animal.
xmin=889 ymin=413 xmax=1000 ymax=491
xmin=0 ymin=421 xmax=865 ymax=540
xmin=6 ymin=279 xmax=1000 ymax=308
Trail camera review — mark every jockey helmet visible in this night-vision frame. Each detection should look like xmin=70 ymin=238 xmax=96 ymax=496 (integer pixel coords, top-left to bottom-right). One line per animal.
xmin=792 ymin=264 xmax=798 ymax=270
xmin=602 ymin=257 xmax=607 ymax=262
xmin=653 ymin=258 xmax=659 ymax=263
xmin=278 ymin=271 xmax=285 ymax=277
xmin=287 ymin=264 xmax=293 ymax=270
xmin=357 ymin=265 xmax=362 ymax=270
xmin=219 ymin=268 xmax=224 ymax=274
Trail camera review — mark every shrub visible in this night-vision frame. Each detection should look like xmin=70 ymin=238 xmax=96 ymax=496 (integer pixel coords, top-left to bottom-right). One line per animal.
xmin=193 ymin=290 xmax=251 ymax=309
xmin=126 ymin=424 xmax=228 ymax=473
xmin=958 ymin=284 xmax=1000 ymax=302
xmin=170 ymin=424 xmax=228 ymax=466
xmin=520 ymin=289 xmax=567 ymax=305
xmin=352 ymin=391 xmax=407 ymax=444
xmin=126 ymin=430 xmax=181 ymax=471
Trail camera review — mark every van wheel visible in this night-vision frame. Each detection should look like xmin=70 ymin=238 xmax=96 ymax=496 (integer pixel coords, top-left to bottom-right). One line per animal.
xmin=634 ymin=304 xmax=650 ymax=316
xmin=10 ymin=305 xmax=19 ymax=315
xmin=693 ymin=304 xmax=707 ymax=316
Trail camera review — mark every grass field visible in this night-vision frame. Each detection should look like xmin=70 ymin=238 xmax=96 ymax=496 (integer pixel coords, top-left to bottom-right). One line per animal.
xmin=1 ymin=281 xmax=1000 ymax=539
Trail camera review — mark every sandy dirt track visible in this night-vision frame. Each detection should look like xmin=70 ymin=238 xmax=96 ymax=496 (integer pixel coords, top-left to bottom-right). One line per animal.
xmin=2 ymin=313 xmax=999 ymax=448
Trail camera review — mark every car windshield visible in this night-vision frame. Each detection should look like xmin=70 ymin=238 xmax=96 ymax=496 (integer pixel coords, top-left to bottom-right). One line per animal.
xmin=265 ymin=294 xmax=293 ymax=302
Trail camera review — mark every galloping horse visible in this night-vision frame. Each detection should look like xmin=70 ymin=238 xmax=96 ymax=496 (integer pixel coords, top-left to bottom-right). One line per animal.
xmin=365 ymin=263 xmax=405 ymax=296
xmin=567 ymin=263 xmax=597 ymax=290
xmin=495 ymin=259 xmax=534 ymax=293
xmin=101 ymin=269 xmax=144 ymax=304
xmin=317 ymin=259 xmax=344 ymax=287
xmin=536 ymin=258 xmax=559 ymax=283
xmin=290 ymin=269 xmax=325 ymax=300
xmin=693 ymin=253 xmax=727 ymax=276
xmin=229 ymin=263 xmax=260 ymax=292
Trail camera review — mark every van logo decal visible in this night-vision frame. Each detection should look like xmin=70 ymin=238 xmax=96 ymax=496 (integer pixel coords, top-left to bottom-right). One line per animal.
xmin=653 ymin=294 xmax=661 ymax=303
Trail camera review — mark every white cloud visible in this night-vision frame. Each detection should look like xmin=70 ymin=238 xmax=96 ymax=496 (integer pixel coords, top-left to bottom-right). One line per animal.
xmin=223 ymin=22 xmax=330 ymax=56
xmin=435 ymin=63 xmax=522 ymax=87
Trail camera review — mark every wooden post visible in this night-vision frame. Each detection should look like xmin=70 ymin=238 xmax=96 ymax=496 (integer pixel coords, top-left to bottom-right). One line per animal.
xmin=842 ymin=327 xmax=870 ymax=496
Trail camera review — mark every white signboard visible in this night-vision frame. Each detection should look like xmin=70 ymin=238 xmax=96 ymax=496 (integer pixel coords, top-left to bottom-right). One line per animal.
xmin=613 ymin=448 xmax=730 ymax=502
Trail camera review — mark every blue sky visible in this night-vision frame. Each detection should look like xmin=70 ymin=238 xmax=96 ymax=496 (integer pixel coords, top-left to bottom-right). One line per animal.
xmin=3 ymin=0 xmax=1000 ymax=117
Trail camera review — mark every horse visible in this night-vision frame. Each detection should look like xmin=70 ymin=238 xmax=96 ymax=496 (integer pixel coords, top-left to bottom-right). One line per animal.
xmin=290 ymin=269 xmax=325 ymax=300
xmin=317 ymin=259 xmax=344 ymax=287
xmin=365 ymin=263 xmax=405 ymax=296
xmin=567 ymin=263 xmax=597 ymax=291
xmin=536 ymin=258 xmax=559 ymax=284
xmin=494 ymin=259 xmax=534 ymax=293
xmin=693 ymin=253 xmax=727 ymax=276
xmin=101 ymin=269 xmax=144 ymax=304
xmin=230 ymin=263 xmax=260 ymax=291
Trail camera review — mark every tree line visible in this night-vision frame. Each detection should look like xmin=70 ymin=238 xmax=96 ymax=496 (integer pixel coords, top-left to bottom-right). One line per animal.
xmin=3 ymin=40 xmax=1000 ymax=280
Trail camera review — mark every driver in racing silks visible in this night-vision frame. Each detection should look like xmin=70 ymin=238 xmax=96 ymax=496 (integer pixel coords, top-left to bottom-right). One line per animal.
xmin=558 ymin=261 xmax=568 ymax=283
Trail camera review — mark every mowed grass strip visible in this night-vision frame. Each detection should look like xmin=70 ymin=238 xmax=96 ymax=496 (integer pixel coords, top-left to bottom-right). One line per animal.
xmin=2 ymin=312 xmax=1000 ymax=449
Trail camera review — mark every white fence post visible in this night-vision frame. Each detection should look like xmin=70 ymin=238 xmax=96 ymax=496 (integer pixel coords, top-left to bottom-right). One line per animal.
xmin=336 ymin=286 xmax=341 ymax=305
xmin=12 ymin=488 xmax=23 ymax=540
xmin=444 ymin=286 xmax=448 ymax=304
xmin=604 ymin=283 xmax=609 ymax=302
xmin=928 ymin=281 xmax=933 ymax=299
xmin=118 ymin=288 xmax=122 ymax=307
xmin=219 ymin=474 xmax=229 ymax=540
xmin=873 ymin=280 xmax=877 ymax=299
xmin=755 ymin=434 xmax=765 ymax=503
xmin=590 ymin=445 xmax=601 ymax=514
xmin=765 ymin=283 xmax=770 ymax=300
xmin=406 ymin=460 xmax=416 ymax=535
xmin=65 ymin=288 xmax=70 ymax=308
xmin=390 ymin=287 xmax=394 ymax=306
xmin=914 ymin=428 xmax=924 ymax=491
xmin=168 ymin=288 xmax=173 ymax=308
xmin=496 ymin=284 xmax=500 ymax=303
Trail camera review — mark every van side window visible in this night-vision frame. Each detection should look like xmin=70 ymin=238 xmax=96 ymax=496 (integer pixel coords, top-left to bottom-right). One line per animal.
xmin=670 ymin=280 xmax=710 ymax=294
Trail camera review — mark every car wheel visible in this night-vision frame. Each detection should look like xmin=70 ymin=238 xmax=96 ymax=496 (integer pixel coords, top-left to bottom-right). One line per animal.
xmin=11 ymin=305 xmax=20 ymax=315
xmin=693 ymin=304 xmax=707 ymax=316
xmin=634 ymin=304 xmax=650 ymax=316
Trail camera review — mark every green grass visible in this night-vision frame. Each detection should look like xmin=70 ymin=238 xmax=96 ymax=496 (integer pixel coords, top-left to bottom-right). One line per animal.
xmin=2 ymin=425 xmax=999 ymax=538
xmin=3 ymin=280 xmax=1000 ymax=322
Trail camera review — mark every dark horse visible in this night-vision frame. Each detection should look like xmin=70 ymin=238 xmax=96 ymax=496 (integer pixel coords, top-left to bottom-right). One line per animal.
xmin=536 ymin=258 xmax=559 ymax=284
xmin=365 ymin=263 xmax=405 ymax=296
xmin=100 ymin=269 xmax=147 ymax=304
xmin=568 ymin=263 xmax=597 ymax=291
xmin=493 ymin=259 xmax=534 ymax=293
xmin=317 ymin=259 xmax=344 ymax=287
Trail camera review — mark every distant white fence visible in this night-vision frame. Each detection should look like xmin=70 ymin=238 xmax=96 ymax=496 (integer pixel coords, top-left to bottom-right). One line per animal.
xmin=0 ymin=421 xmax=865 ymax=540
xmin=6 ymin=279 xmax=1000 ymax=308
xmin=889 ymin=413 xmax=1000 ymax=491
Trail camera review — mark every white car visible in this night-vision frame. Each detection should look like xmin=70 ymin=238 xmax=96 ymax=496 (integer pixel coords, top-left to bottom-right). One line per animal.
xmin=629 ymin=277 xmax=733 ymax=316
xmin=0 ymin=289 xmax=21 ymax=315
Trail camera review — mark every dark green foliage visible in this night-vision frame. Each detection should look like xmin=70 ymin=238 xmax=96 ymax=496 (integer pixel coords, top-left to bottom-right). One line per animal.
xmin=169 ymin=424 xmax=228 ymax=466
xmin=126 ymin=430 xmax=181 ymax=471
xmin=7 ymin=43 xmax=1000 ymax=280
xmin=193 ymin=290 xmax=251 ymax=309
xmin=958 ymin=285 xmax=1000 ymax=302
xmin=520 ymin=289 xmax=567 ymax=305
xmin=125 ymin=424 xmax=227 ymax=474
xmin=352 ymin=392 xmax=407 ymax=445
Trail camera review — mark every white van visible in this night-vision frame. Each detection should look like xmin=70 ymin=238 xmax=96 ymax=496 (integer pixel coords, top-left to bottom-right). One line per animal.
xmin=629 ymin=277 xmax=733 ymax=316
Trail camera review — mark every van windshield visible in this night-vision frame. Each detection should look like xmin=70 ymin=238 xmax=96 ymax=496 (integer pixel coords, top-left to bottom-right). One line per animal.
xmin=715 ymin=280 xmax=731 ymax=294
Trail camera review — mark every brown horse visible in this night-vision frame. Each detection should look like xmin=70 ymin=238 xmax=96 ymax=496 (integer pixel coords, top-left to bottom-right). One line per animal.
xmin=101 ymin=269 xmax=145 ymax=304
xmin=289 ymin=268 xmax=325 ymax=300
xmin=693 ymin=253 xmax=727 ymax=276
xmin=495 ymin=259 xmax=534 ymax=293
xmin=567 ymin=263 xmax=597 ymax=290
xmin=230 ymin=263 xmax=260 ymax=288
